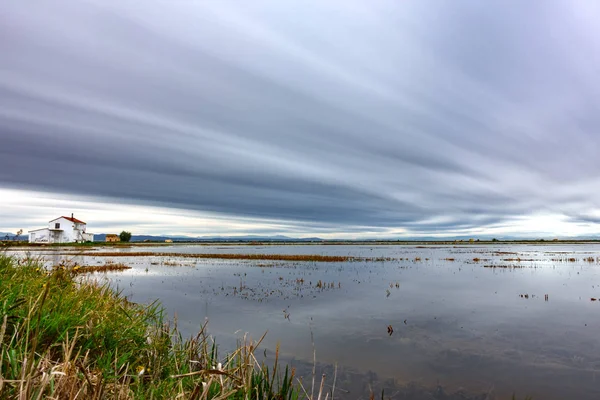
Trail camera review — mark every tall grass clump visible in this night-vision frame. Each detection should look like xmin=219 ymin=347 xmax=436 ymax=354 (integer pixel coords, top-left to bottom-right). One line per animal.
xmin=0 ymin=254 xmax=307 ymax=399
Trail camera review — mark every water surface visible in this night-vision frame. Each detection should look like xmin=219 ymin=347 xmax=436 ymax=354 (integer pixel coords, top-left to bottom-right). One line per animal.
xmin=15 ymin=244 xmax=600 ymax=399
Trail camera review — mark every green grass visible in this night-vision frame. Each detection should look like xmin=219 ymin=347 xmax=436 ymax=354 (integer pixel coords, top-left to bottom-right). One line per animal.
xmin=0 ymin=253 xmax=306 ymax=399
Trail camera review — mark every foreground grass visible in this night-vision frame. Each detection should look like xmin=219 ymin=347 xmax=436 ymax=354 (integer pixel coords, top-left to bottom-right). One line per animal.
xmin=0 ymin=254 xmax=305 ymax=399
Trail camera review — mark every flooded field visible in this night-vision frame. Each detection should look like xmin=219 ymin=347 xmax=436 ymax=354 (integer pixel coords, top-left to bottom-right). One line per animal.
xmin=11 ymin=243 xmax=600 ymax=399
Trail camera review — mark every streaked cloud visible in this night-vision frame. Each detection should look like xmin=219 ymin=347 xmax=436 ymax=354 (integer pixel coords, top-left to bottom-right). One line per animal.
xmin=2 ymin=1 xmax=600 ymax=237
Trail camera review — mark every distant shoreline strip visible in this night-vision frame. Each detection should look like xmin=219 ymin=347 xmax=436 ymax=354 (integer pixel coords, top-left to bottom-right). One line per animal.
xmin=55 ymin=252 xmax=395 ymax=262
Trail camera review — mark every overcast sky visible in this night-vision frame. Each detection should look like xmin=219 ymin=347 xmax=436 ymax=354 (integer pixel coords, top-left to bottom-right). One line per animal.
xmin=2 ymin=0 xmax=600 ymax=238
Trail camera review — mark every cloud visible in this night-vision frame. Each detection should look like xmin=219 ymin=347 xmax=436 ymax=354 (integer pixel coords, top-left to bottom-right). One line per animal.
xmin=2 ymin=0 xmax=600 ymax=237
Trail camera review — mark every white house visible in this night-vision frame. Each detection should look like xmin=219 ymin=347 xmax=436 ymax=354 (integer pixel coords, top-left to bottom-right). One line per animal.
xmin=29 ymin=214 xmax=94 ymax=243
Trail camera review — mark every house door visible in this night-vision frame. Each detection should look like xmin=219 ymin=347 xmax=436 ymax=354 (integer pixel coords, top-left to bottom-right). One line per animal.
xmin=51 ymin=231 xmax=61 ymax=243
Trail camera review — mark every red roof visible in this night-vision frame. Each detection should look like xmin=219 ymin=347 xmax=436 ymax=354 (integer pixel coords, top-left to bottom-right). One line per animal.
xmin=49 ymin=216 xmax=86 ymax=224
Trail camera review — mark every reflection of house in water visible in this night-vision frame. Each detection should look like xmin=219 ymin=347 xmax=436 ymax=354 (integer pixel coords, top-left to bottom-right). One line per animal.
xmin=105 ymin=234 xmax=120 ymax=242
xmin=28 ymin=214 xmax=94 ymax=243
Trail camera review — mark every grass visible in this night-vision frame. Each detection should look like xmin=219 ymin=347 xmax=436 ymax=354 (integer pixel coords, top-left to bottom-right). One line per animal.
xmin=0 ymin=253 xmax=315 ymax=399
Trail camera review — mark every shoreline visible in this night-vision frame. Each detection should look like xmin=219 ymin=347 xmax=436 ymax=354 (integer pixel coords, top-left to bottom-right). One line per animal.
xmin=3 ymin=239 xmax=600 ymax=249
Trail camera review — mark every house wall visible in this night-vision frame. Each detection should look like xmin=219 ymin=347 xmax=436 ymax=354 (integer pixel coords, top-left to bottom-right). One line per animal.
xmin=48 ymin=217 xmax=75 ymax=243
xmin=29 ymin=229 xmax=50 ymax=243
xmin=47 ymin=218 xmax=94 ymax=243
xmin=29 ymin=217 xmax=95 ymax=243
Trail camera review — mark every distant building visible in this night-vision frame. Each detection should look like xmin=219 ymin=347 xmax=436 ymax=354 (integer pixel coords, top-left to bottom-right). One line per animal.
xmin=28 ymin=214 xmax=94 ymax=243
xmin=165 ymin=239 xmax=173 ymax=243
xmin=105 ymin=234 xmax=120 ymax=242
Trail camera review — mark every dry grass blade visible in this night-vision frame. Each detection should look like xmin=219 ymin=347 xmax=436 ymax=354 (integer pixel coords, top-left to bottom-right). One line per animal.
xmin=317 ymin=373 xmax=326 ymax=400
xmin=311 ymin=329 xmax=316 ymax=400
xmin=170 ymin=369 xmax=238 ymax=381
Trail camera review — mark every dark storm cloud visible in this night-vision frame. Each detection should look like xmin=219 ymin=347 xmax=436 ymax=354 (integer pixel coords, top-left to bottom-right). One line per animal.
xmin=2 ymin=0 xmax=600 ymax=235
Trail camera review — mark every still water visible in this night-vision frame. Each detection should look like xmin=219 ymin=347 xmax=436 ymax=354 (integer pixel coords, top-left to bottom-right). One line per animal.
xmin=21 ymin=244 xmax=600 ymax=399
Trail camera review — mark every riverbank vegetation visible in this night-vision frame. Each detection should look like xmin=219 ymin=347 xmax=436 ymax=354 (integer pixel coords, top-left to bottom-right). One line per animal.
xmin=0 ymin=254 xmax=306 ymax=399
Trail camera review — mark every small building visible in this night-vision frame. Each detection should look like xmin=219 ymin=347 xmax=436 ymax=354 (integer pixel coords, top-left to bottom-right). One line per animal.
xmin=105 ymin=234 xmax=120 ymax=242
xmin=165 ymin=239 xmax=173 ymax=243
xmin=28 ymin=214 xmax=94 ymax=243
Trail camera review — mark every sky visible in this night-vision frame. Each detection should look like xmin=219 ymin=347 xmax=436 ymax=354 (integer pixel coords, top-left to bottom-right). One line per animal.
xmin=2 ymin=0 xmax=600 ymax=239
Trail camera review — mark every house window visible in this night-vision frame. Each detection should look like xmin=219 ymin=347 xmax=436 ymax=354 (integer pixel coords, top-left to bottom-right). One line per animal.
xmin=55 ymin=223 xmax=60 ymax=229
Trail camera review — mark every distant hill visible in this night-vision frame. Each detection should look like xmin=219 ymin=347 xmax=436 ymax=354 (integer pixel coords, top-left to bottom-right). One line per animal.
xmin=193 ymin=235 xmax=324 ymax=242
xmin=93 ymin=234 xmax=325 ymax=242
xmin=0 ymin=232 xmax=26 ymax=241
